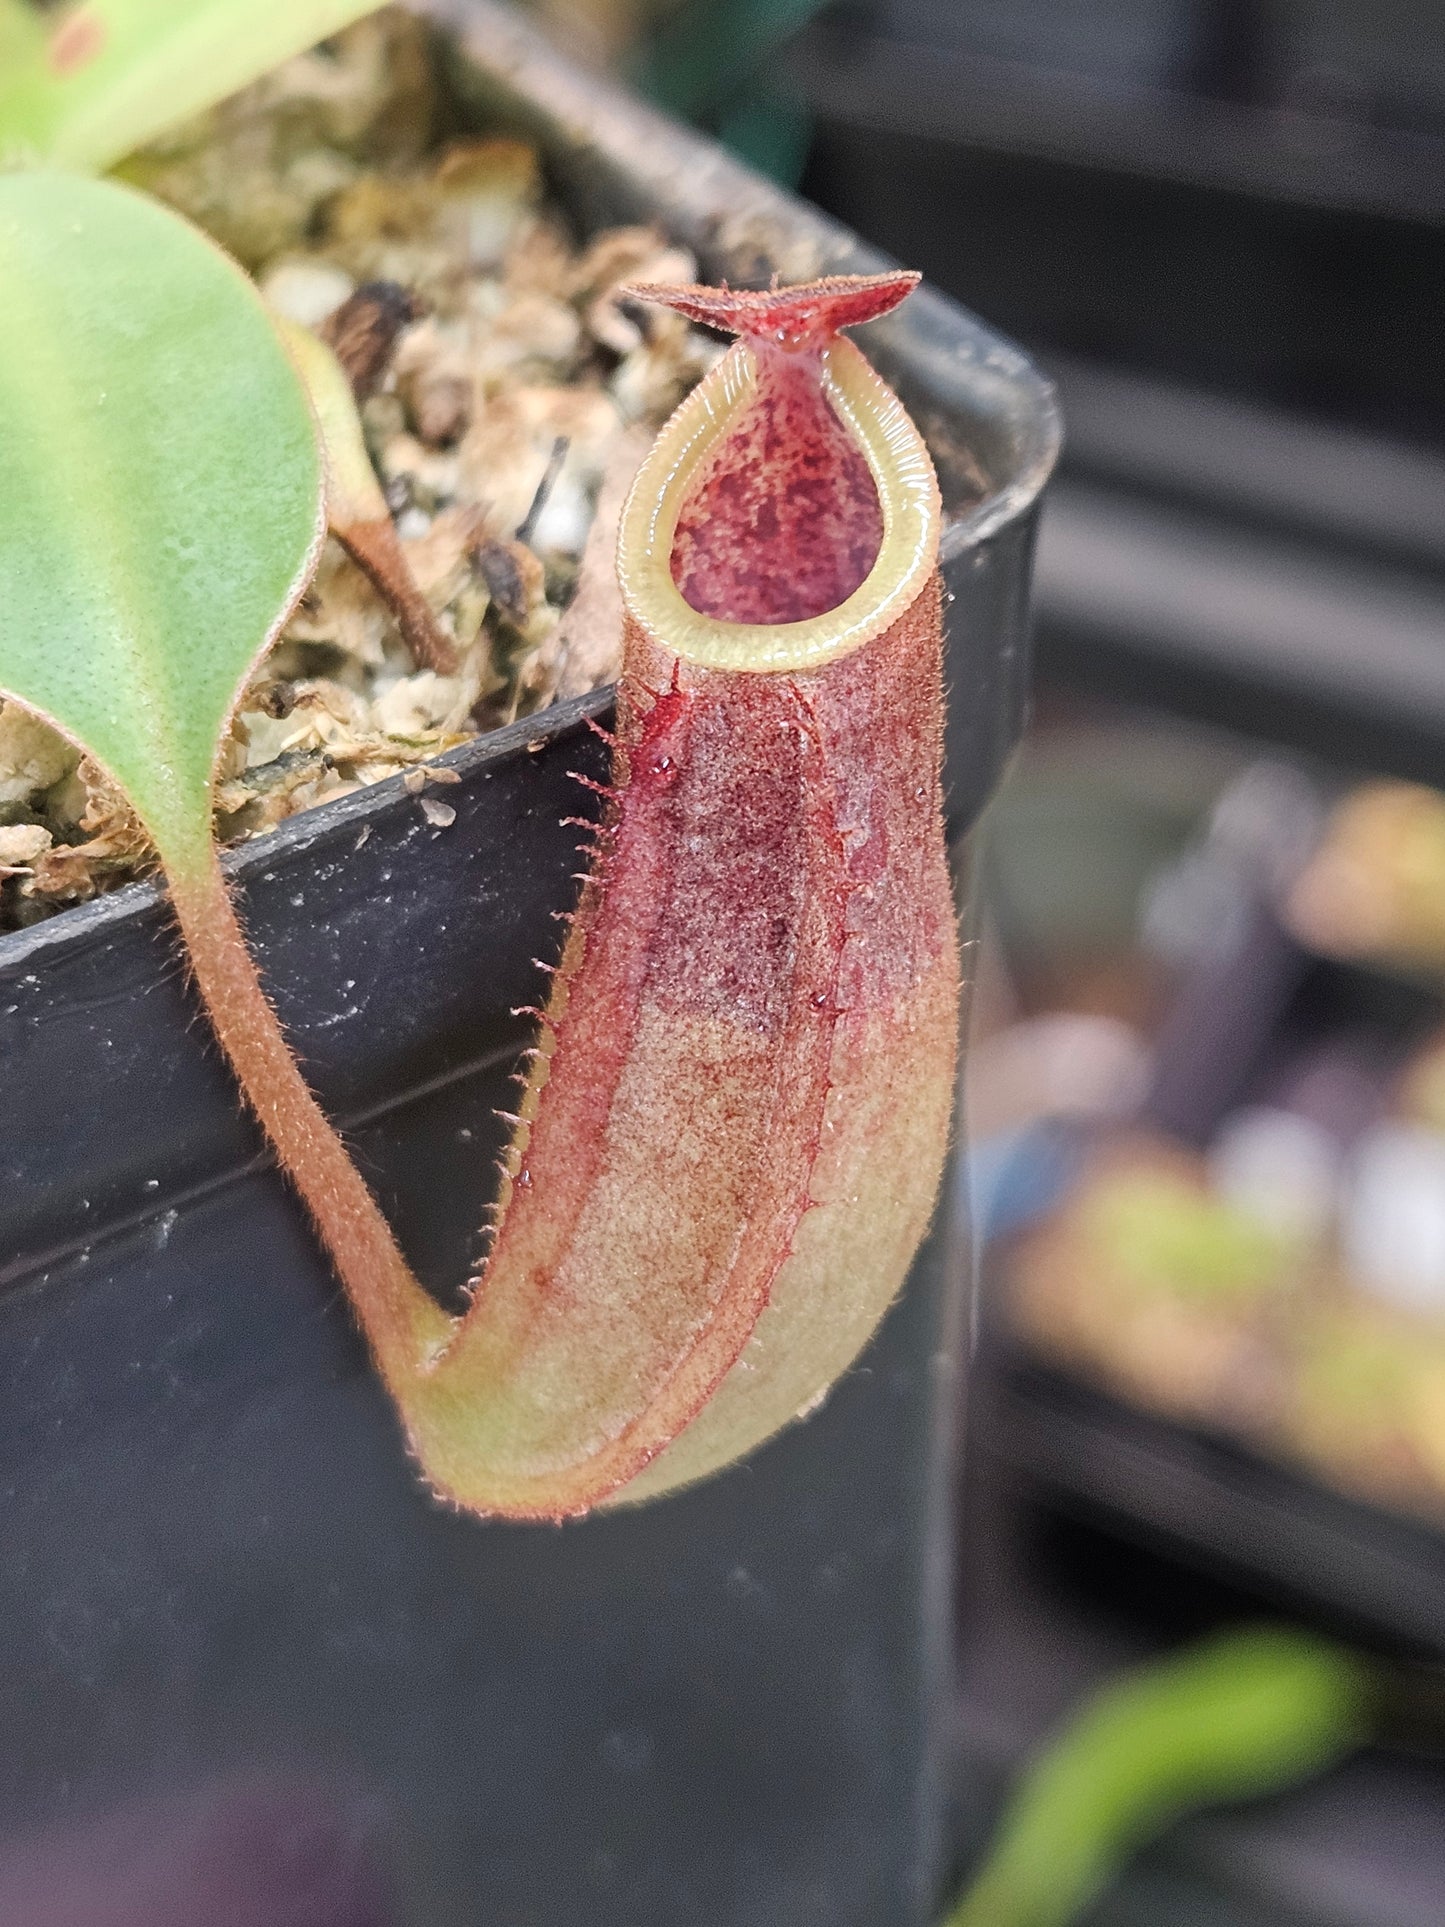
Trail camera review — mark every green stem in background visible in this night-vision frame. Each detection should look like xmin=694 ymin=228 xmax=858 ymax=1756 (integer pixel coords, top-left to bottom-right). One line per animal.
xmin=944 ymin=1627 xmax=1374 ymax=1927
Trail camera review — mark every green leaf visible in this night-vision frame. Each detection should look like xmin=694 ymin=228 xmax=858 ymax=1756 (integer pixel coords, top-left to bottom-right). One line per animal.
xmin=0 ymin=3 xmax=46 ymax=116
xmin=0 ymin=0 xmax=386 ymax=174
xmin=0 ymin=170 xmax=322 ymax=868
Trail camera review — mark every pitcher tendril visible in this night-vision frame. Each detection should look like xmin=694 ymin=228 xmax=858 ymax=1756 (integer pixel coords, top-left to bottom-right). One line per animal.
xmin=0 ymin=214 xmax=958 ymax=1518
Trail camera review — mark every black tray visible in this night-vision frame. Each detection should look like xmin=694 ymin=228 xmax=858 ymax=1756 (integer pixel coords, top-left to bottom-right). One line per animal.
xmin=979 ymin=1344 xmax=1445 ymax=1657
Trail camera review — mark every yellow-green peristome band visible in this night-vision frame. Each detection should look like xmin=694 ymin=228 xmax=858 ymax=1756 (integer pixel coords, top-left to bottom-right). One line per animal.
xmin=616 ymin=335 xmax=942 ymax=673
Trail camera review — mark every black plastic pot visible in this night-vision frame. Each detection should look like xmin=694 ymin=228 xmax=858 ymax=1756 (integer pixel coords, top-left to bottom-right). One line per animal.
xmin=0 ymin=8 xmax=1057 ymax=1924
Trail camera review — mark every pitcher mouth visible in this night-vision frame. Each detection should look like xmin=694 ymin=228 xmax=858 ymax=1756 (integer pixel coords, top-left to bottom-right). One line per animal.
xmin=616 ymin=335 xmax=941 ymax=674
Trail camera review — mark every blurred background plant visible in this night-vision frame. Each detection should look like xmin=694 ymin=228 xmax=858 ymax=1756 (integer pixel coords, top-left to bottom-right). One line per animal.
xmin=527 ymin=0 xmax=832 ymax=183
xmin=944 ymin=1627 xmax=1375 ymax=1927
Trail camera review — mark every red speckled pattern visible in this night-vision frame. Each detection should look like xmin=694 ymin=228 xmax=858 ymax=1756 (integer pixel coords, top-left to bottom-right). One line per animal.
xmin=628 ymin=273 xmax=919 ymax=625
xmin=670 ymin=350 xmax=881 ymax=623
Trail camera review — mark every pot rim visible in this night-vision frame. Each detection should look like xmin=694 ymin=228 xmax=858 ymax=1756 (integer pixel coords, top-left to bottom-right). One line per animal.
xmin=0 ymin=687 xmax=612 ymax=975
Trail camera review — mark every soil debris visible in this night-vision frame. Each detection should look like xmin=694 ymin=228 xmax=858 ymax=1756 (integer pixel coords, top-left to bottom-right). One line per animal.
xmin=322 ymin=280 xmax=427 ymax=400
